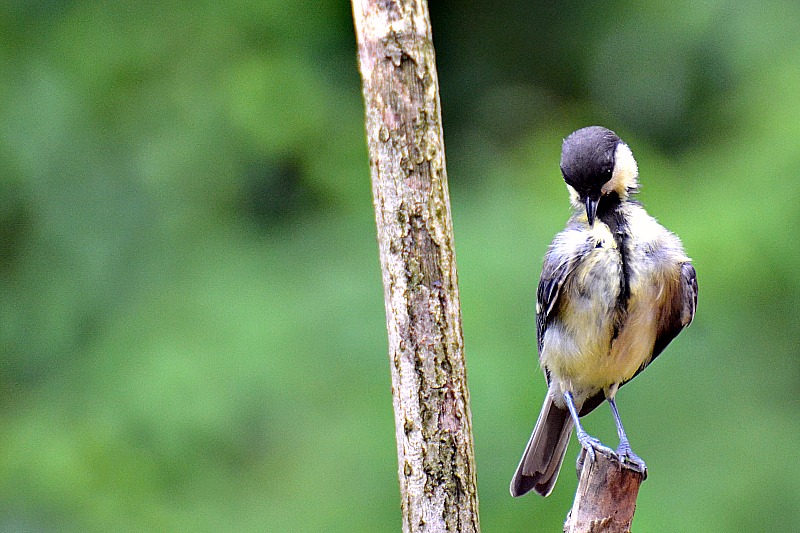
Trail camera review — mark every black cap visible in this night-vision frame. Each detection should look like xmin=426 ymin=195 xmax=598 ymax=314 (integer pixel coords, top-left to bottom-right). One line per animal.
xmin=560 ymin=126 xmax=621 ymax=198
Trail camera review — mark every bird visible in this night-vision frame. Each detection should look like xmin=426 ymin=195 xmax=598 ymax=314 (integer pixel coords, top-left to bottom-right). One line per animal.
xmin=509 ymin=126 xmax=698 ymax=498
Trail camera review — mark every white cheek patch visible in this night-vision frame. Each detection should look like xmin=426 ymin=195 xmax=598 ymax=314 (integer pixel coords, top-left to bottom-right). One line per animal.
xmin=566 ymin=183 xmax=581 ymax=208
xmin=602 ymin=142 xmax=639 ymax=196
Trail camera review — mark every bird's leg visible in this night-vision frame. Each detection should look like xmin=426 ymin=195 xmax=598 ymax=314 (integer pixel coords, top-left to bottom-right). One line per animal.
xmin=608 ymin=397 xmax=647 ymax=474
xmin=563 ymin=391 xmax=614 ymax=463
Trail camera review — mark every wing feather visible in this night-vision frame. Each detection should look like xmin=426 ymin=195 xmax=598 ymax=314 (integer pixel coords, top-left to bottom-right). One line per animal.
xmin=578 ymin=262 xmax=697 ymax=417
xmin=651 ymin=262 xmax=698 ymax=362
xmin=536 ymin=230 xmax=593 ymax=355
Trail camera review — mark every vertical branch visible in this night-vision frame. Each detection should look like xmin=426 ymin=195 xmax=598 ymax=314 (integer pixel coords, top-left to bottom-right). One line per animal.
xmin=564 ymin=449 xmax=645 ymax=533
xmin=351 ymin=1 xmax=480 ymax=532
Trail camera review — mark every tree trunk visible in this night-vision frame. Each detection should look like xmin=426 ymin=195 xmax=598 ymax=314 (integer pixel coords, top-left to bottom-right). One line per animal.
xmin=351 ymin=1 xmax=480 ymax=531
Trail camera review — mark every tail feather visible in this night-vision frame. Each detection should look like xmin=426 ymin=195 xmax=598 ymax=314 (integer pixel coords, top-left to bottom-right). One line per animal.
xmin=510 ymin=394 xmax=574 ymax=497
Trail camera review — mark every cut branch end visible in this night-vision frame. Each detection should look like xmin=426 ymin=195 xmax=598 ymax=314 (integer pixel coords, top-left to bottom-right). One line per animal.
xmin=564 ymin=448 xmax=645 ymax=533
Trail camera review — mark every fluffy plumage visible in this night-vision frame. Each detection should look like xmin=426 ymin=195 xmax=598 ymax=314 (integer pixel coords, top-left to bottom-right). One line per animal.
xmin=510 ymin=126 xmax=698 ymax=498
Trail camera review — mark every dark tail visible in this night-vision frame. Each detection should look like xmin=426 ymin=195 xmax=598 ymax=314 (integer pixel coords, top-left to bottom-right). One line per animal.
xmin=510 ymin=394 xmax=574 ymax=497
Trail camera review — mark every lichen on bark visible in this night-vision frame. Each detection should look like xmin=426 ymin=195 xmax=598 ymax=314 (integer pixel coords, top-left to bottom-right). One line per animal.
xmin=352 ymin=1 xmax=480 ymax=532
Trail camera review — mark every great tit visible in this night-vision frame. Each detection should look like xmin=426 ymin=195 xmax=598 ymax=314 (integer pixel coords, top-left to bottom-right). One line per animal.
xmin=510 ymin=126 xmax=698 ymax=497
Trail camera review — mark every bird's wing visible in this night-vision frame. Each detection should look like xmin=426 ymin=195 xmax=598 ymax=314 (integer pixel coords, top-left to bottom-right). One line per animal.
xmin=536 ymin=229 xmax=592 ymax=355
xmin=578 ymin=262 xmax=697 ymax=417
xmin=651 ymin=262 xmax=698 ymax=360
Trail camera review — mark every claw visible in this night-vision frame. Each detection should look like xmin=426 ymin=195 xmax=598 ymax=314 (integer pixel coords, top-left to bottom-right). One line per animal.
xmin=617 ymin=442 xmax=648 ymax=476
xmin=607 ymin=397 xmax=647 ymax=477
xmin=576 ymin=429 xmax=615 ymax=463
xmin=564 ymin=391 xmax=616 ymax=467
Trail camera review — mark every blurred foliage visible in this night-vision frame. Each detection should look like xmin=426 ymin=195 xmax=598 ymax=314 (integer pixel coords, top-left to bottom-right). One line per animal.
xmin=1 ymin=1 xmax=799 ymax=531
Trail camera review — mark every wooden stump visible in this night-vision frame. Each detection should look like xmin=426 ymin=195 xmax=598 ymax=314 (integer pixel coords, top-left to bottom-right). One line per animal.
xmin=564 ymin=448 xmax=646 ymax=533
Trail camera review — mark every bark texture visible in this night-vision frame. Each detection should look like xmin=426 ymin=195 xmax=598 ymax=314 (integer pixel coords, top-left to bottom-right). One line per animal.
xmin=351 ymin=1 xmax=480 ymax=532
xmin=564 ymin=448 xmax=645 ymax=533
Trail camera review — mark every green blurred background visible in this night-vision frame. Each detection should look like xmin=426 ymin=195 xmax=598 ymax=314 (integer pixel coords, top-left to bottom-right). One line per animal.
xmin=1 ymin=1 xmax=798 ymax=531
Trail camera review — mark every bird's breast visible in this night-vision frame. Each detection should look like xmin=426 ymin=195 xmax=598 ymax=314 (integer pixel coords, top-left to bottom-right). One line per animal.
xmin=540 ymin=221 xmax=623 ymax=391
xmin=541 ymin=204 xmax=688 ymax=404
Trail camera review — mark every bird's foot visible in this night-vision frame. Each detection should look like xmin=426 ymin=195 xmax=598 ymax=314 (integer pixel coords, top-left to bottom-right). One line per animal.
xmin=576 ymin=430 xmax=615 ymax=464
xmin=616 ymin=441 xmax=648 ymax=477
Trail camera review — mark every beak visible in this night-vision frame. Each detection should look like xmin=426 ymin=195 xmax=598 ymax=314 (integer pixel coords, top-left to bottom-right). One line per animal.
xmin=585 ymin=195 xmax=600 ymax=227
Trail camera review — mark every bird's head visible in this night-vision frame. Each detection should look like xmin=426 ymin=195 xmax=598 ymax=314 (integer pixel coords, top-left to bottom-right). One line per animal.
xmin=560 ymin=126 xmax=639 ymax=227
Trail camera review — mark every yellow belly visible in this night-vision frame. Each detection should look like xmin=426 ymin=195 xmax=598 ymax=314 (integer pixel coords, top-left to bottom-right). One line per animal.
xmin=539 ymin=202 xmax=688 ymax=402
xmin=540 ymin=238 xmax=665 ymax=395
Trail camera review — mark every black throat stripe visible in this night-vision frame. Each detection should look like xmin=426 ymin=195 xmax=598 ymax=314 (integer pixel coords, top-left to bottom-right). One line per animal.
xmin=597 ymin=193 xmax=631 ymax=338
